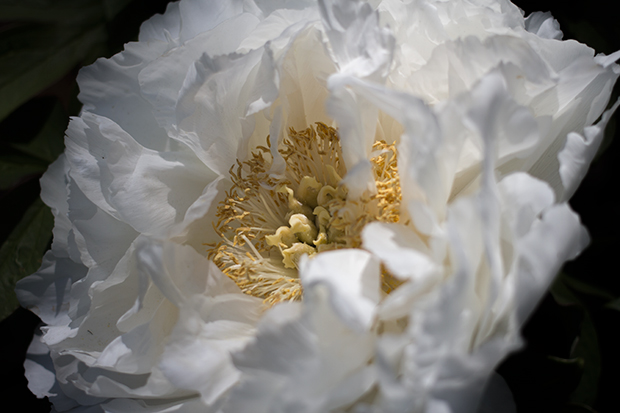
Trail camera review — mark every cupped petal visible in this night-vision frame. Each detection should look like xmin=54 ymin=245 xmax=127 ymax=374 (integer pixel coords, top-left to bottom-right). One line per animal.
xmin=169 ymin=175 xmax=230 ymax=250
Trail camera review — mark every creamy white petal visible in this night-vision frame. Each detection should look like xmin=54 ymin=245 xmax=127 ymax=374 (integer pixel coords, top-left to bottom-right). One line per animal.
xmin=524 ymin=11 xmax=562 ymax=40
xmin=300 ymin=249 xmax=381 ymax=331
xmin=228 ymin=282 xmax=376 ymax=412
xmin=511 ymin=202 xmax=589 ymax=324
xmin=557 ymin=98 xmax=620 ymax=201
xmin=174 ymin=49 xmax=264 ymax=174
xmin=319 ymin=0 xmax=394 ymax=81
xmin=139 ymin=12 xmax=260 ymax=136
xmin=135 ymin=239 xmax=262 ymax=405
xmin=362 ymin=222 xmax=436 ymax=281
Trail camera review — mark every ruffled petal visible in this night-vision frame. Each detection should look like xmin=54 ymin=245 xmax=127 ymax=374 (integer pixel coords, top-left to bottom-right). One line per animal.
xmin=556 ymin=98 xmax=620 ymax=201
xmin=139 ymin=12 xmax=261 ymax=137
xmin=228 ymin=256 xmax=379 ymax=412
xmin=65 ymin=112 xmax=217 ymax=237
xmin=77 ymin=42 xmax=172 ymax=151
xmin=134 ymin=239 xmax=262 ymax=406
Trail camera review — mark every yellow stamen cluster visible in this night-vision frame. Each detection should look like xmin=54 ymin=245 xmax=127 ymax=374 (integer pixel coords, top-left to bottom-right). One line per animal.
xmin=207 ymin=123 xmax=402 ymax=305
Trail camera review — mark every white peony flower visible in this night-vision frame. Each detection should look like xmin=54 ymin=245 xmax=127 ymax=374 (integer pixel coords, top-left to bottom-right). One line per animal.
xmin=16 ymin=0 xmax=619 ymax=412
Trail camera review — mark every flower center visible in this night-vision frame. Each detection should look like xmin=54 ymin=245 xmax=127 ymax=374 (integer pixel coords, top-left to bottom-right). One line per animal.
xmin=208 ymin=123 xmax=402 ymax=304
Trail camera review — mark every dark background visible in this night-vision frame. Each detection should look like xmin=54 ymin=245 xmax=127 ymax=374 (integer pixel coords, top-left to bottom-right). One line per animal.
xmin=1 ymin=1 xmax=618 ymax=412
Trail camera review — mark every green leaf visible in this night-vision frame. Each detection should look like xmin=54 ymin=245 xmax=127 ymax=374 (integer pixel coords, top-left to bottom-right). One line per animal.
xmin=0 ymin=22 xmax=107 ymax=122
xmin=0 ymin=198 xmax=53 ymax=320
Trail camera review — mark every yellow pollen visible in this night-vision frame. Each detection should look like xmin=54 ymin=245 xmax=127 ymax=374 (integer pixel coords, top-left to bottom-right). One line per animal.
xmin=207 ymin=123 xmax=402 ymax=305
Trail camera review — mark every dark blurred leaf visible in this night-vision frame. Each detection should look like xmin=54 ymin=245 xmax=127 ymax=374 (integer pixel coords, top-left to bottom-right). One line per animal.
xmin=102 ymin=0 xmax=135 ymax=20
xmin=499 ymin=349 xmax=586 ymax=411
xmin=0 ymin=100 xmax=66 ymax=190
xmin=0 ymin=152 xmax=47 ymax=190
xmin=0 ymin=0 xmax=132 ymax=24
xmin=9 ymin=100 xmax=67 ymax=163
xmin=552 ymin=273 xmax=583 ymax=306
xmin=551 ymin=274 xmax=602 ymax=408
xmin=0 ymin=22 xmax=107 ymax=122
xmin=570 ymin=314 xmax=600 ymax=406
xmin=605 ymin=298 xmax=620 ymax=311
xmin=0 ymin=198 xmax=52 ymax=320
xmin=563 ymin=274 xmax=616 ymax=302
xmin=563 ymin=403 xmax=599 ymax=413
xmin=544 ymin=356 xmax=585 ymax=395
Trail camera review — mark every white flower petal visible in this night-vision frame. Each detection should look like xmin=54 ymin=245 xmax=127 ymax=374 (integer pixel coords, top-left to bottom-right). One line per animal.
xmin=65 ymin=112 xmax=216 ymax=237
xmin=300 ymin=249 xmax=381 ymax=331
xmin=228 ymin=283 xmax=376 ymax=412
xmin=512 ymin=202 xmax=589 ymax=324
xmin=319 ymin=0 xmax=394 ymax=81
xmin=524 ymin=11 xmax=562 ymax=40
xmin=138 ymin=2 xmax=181 ymax=42
xmin=557 ymin=98 xmax=620 ymax=201
xmin=77 ymin=42 xmax=172 ymax=151
xmin=139 ymin=12 xmax=261 ymax=136
xmin=135 ymin=240 xmax=262 ymax=405
xmin=174 ymin=49 xmax=264 ymax=174
xmin=362 ymin=222 xmax=436 ymax=281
